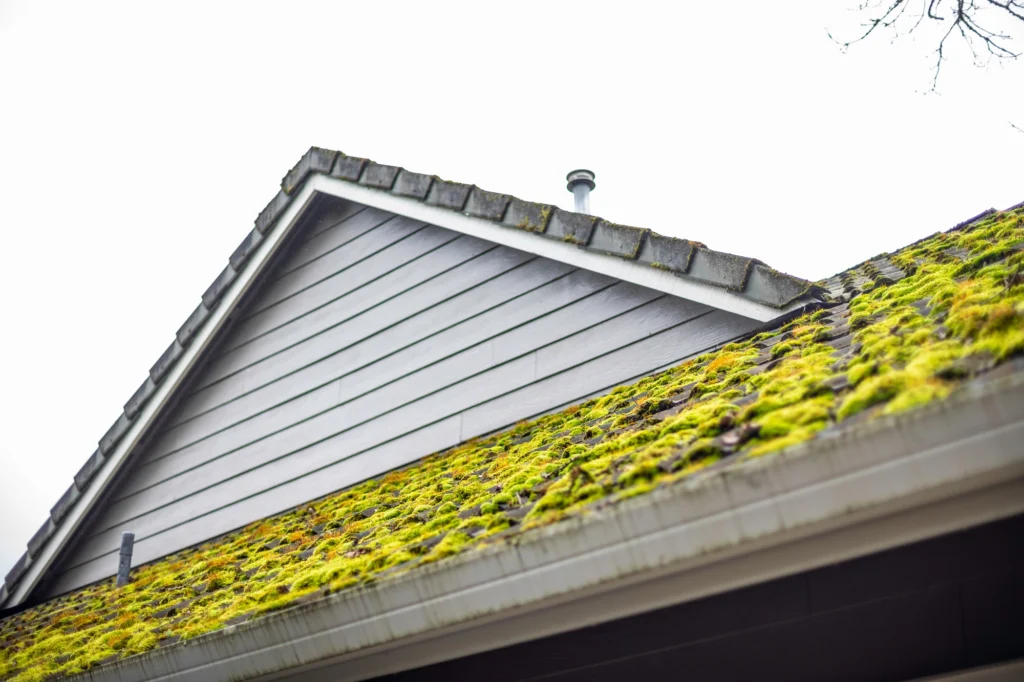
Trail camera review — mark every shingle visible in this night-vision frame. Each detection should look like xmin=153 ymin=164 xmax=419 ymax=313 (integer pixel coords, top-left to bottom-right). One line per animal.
xmin=426 ymin=180 xmax=472 ymax=210
xmin=255 ymin=190 xmax=291 ymax=236
xmin=4 ymin=552 xmax=29 ymax=586
xmin=330 ymin=154 xmax=369 ymax=182
xmin=74 ymin=449 xmax=106 ymax=490
xmin=392 ymin=170 xmax=434 ymax=200
xmin=688 ymin=247 xmax=756 ymax=291
xmin=502 ymin=198 xmax=553 ymax=233
xmin=281 ymin=147 xmax=337 ymax=195
xmin=744 ymin=263 xmax=814 ymax=308
xmin=229 ymin=228 xmax=264 ymax=271
xmin=99 ymin=412 xmax=132 ymax=456
xmin=27 ymin=518 xmax=55 ymax=559
xmin=201 ymin=264 xmax=238 ymax=309
xmin=464 ymin=188 xmax=511 ymax=221
xmin=175 ymin=302 xmax=210 ymax=346
xmin=545 ymin=208 xmax=597 ymax=245
xmin=636 ymin=233 xmax=702 ymax=273
xmin=359 ymin=162 xmax=401 ymax=190
xmin=124 ymin=377 xmax=157 ymax=420
xmin=50 ymin=484 xmax=81 ymax=524
xmin=588 ymin=220 xmax=648 ymax=259
xmin=149 ymin=339 xmax=184 ymax=385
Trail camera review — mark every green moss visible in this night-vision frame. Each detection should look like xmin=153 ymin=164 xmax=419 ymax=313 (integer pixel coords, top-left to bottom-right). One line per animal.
xmin=4 ymin=208 xmax=1024 ymax=682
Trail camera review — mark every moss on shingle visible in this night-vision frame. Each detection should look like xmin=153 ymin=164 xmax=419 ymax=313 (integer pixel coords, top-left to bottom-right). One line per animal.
xmin=3 ymin=208 xmax=1024 ymax=681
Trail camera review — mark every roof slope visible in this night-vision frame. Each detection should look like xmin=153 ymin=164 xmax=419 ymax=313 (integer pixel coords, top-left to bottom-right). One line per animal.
xmin=1 ymin=147 xmax=824 ymax=609
xmin=2 ymin=203 xmax=1023 ymax=681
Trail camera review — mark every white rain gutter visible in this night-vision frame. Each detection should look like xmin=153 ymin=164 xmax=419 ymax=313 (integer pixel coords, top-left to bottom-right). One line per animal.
xmin=306 ymin=176 xmax=803 ymax=323
xmin=5 ymin=185 xmax=321 ymax=607
xmin=76 ymin=370 xmax=1024 ymax=682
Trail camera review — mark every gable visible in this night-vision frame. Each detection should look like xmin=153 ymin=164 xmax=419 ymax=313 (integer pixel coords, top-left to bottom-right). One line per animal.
xmin=39 ymin=196 xmax=761 ymax=597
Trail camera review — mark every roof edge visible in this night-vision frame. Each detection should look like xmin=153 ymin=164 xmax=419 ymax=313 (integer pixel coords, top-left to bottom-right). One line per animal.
xmin=67 ymin=370 xmax=1024 ymax=682
xmin=1 ymin=185 xmax=323 ymax=608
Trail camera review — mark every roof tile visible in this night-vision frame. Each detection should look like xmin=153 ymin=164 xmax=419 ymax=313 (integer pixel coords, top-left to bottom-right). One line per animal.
xmin=229 ymin=228 xmax=265 ymax=271
xmin=502 ymin=198 xmax=554 ymax=233
xmin=688 ymin=247 xmax=756 ymax=291
xmin=73 ymin=449 xmax=106 ymax=490
xmin=464 ymin=188 xmax=511 ymax=221
xmin=426 ymin=180 xmax=473 ymax=211
xmin=744 ymin=263 xmax=815 ymax=307
xmin=149 ymin=339 xmax=184 ymax=385
xmin=175 ymin=302 xmax=210 ymax=346
xmin=4 ymin=553 xmax=28 ymax=587
xmin=124 ymin=376 xmax=157 ymax=420
xmin=546 ymin=208 xmax=597 ymax=246
xmin=49 ymin=483 xmax=80 ymax=524
xmin=636 ymin=233 xmax=702 ymax=273
xmin=359 ymin=162 xmax=402 ymax=190
xmin=281 ymin=147 xmax=338 ymax=195
xmin=26 ymin=518 xmax=55 ymax=559
xmin=330 ymin=154 xmax=369 ymax=182
xmin=392 ymin=170 xmax=434 ymax=200
xmin=588 ymin=220 xmax=649 ymax=259
xmin=201 ymin=264 xmax=238 ymax=309
xmin=255 ymin=190 xmax=291 ymax=235
xmin=98 ymin=412 xmax=132 ymax=456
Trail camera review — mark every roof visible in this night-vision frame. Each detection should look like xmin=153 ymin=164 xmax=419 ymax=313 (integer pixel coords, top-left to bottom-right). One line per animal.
xmin=1 ymin=196 xmax=1023 ymax=680
xmin=0 ymin=147 xmax=826 ymax=610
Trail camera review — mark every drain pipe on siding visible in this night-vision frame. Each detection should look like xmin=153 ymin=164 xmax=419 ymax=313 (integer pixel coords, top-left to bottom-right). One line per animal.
xmin=116 ymin=532 xmax=135 ymax=587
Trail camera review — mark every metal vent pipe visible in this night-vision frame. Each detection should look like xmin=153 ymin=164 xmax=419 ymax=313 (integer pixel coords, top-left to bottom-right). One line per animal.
xmin=116 ymin=532 xmax=134 ymax=587
xmin=566 ymin=169 xmax=596 ymax=215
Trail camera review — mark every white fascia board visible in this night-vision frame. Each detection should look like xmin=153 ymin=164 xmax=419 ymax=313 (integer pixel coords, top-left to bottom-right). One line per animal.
xmin=306 ymin=175 xmax=800 ymax=323
xmin=5 ymin=185 xmax=319 ymax=607
xmin=77 ymin=372 xmax=1024 ymax=682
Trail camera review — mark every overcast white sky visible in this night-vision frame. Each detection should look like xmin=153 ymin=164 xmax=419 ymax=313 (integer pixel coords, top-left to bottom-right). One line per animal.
xmin=0 ymin=0 xmax=1021 ymax=579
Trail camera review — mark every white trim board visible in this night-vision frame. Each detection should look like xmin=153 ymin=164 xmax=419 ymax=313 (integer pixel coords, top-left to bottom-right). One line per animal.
xmin=306 ymin=176 xmax=803 ymax=323
xmin=71 ymin=371 xmax=1024 ymax=682
xmin=4 ymin=185 xmax=321 ymax=607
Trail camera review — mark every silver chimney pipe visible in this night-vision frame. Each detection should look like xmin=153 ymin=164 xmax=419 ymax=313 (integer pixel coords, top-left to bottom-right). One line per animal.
xmin=566 ymin=169 xmax=596 ymax=215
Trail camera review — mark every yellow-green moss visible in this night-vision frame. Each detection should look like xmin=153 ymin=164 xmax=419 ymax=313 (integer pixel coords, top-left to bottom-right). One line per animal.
xmin=2 ymin=208 xmax=1024 ymax=682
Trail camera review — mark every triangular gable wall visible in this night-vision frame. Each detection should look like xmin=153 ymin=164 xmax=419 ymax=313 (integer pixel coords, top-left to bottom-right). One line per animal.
xmin=41 ymin=196 xmax=761 ymax=596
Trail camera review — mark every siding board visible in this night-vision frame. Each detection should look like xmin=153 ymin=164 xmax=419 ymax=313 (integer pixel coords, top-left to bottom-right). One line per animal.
xmin=45 ymin=203 xmax=760 ymax=596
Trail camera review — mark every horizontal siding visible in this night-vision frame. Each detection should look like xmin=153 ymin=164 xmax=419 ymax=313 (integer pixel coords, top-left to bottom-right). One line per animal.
xmin=45 ymin=204 xmax=760 ymax=596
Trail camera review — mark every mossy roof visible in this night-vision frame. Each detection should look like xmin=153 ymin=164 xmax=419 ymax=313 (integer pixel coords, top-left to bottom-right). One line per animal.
xmin=3 ymin=206 xmax=1024 ymax=680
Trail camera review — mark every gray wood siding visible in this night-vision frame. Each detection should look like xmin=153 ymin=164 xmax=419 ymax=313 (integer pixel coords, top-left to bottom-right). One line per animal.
xmin=46 ymin=201 xmax=760 ymax=596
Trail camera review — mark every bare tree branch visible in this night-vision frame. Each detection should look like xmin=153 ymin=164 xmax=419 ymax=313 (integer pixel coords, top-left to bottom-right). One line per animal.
xmin=833 ymin=0 xmax=1022 ymax=88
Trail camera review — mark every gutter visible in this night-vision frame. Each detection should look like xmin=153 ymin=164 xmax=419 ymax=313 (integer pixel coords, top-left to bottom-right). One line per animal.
xmin=76 ymin=370 xmax=1024 ymax=682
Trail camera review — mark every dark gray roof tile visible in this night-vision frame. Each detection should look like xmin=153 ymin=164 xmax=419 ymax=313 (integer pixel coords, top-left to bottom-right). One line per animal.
xmin=546 ymin=208 xmax=596 ymax=246
xmin=255 ymin=190 xmax=291 ymax=235
xmin=99 ymin=412 xmax=132 ymax=456
xmin=426 ymin=180 xmax=472 ymax=210
xmin=74 ymin=449 xmax=106 ymax=490
xmin=392 ymin=171 xmax=434 ymax=200
xmin=201 ymin=264 xmax=238 ymax=309
xmin=281 ymin=147 xmax=338 ymax=195
xmin=27 ymin=519 xmax=55 ymax=559
xmin=4 ymin=553 xmax=28 ymax=586
xmin=176 ymin=302 xmax=210 ymax=346
xmin=50 ymin=484 xmax=81 ymax=524
xmin=464 ymin=188 xmax=511 ymax=221
xmin=636 ymin=233 xmax=702 ymax=273
xmin=229 ymin=228 xmax=264 ymax=271
xmin=688 ymin=247 xmax=756 ymax=291
xmin=502 ymin=198 xmax=554 ymax=233
xmin=124 ymin=377 xmax=156 ymax=420
xmin=149 ymin=339 xmax=184 ymax=385
xmin=588 ymin=220 xmax=648 ymax=259
xmin=359 ymin=162 xmax=401 ymax=190
xmin=330 ymin=154 xmax=368 ymax=182
xmin=745 ymin=263 xmax=815 ymax=307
